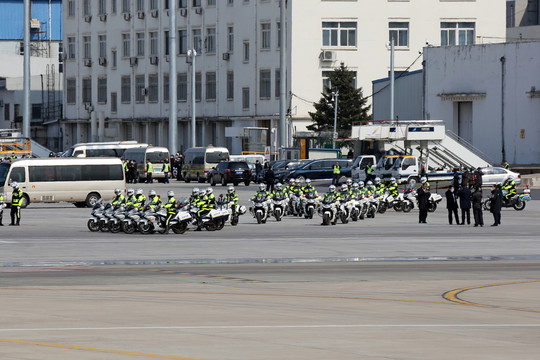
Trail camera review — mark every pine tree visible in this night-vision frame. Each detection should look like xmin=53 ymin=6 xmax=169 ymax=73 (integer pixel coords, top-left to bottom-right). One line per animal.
xmin=307 ymin=63 xmax=371 ymax=137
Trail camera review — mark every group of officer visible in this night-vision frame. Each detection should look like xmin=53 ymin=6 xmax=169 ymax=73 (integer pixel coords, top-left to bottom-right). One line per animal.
xmin=0 ymin=181 xmax=24 ymax=226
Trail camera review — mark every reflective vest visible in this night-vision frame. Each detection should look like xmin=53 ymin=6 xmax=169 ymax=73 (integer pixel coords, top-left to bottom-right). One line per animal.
xmin=148 ymin=195 xmax=161 ymax=209
xmin=163 ymin=163 xmax=170 ymax=173
xmin=111 ymin=194 xmax=125 ymax=206
xmin=133 ymin=194 xmax=146 ymax=209
xmin=12 ymin=188 xmax=23 ymax=207
xmin=125 ymin=195 xmax=137 ymax=206
xmin=387 ymin=183 xmax=398 ymax=197
xmin=366 ymin=165 xmax=373 ymax=175
xmin=146 ymin=161 xmax=154 ymax=173
xmin=333 ymin=165 xmax=340 ymax=175
xmin=302 ymin=185 xmax=317 ymax=196
xmin=164 ymin=197 xmax=178 ymax=214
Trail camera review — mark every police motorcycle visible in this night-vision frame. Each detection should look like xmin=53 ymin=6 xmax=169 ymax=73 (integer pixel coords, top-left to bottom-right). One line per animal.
xmin=363 ymin=181 xmax=379 ymax=218
xmin=270 ymin=184 xmax=288 ymax=222
xmin=189 ymin=188 xmax=229 ymax=231
xmin=87 ymin=199 xmax=105 ymax=232
xmin=288 ymin=181 xmax=303 ymax=217
xmin=337 ymin=185 xmax=355 ymax=224
xmin=482 ymin=185 xmax=531 ymax=211
xmin=122 ymin=204 xmax=142 ymax=234
xmin=318 ymin=185 xmax=341 ymax=226
xmin=427 ymin=192 xmax=443 ymax=212
xmin=302 ymin=191 xmax=319 ymax=219
xmin=98 ymin=202 xmax=117 ymax=231
xmin=378 ymin=189 xmax=397 ymax=214
xmin=109 ymin=203 xmax=128 ymax=233
xmin=393 ymin=184 xmax=415 ymax=213
xmin=216 ymin=191 xmax=247 ymax=227
xmin=249 ymin=184 xmax=271 ymax=224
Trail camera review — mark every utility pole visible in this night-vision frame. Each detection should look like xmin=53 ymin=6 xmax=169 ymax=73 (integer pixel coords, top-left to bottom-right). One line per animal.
xmin=23 ymin=0 xmax=31 ymax=138
xmin=169 ymin=0 xmax=177 ymax=154
xmin=332 ymin=91 xmax=339 ymax=149
xmin=279 ymin=0 xmax=287 ymax=155
xmin=188 ymin=49 xmax=197 ymax=148
xmin=390 ymin=38 xmax=395 ymax=122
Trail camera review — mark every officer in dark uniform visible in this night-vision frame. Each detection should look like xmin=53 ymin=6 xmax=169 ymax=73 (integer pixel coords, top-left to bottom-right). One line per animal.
xmin=10 ymin=182 xmax=23 ymax=226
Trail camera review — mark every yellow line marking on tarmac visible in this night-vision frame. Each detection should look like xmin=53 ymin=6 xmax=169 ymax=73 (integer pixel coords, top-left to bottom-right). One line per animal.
xmin=0 ymin=338 xmax=205 ymax=360
xmin=443 ymin=280 xmax=540 ymax=313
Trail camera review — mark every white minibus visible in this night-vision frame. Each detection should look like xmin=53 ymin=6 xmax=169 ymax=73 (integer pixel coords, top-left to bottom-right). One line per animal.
xmin=0 ymin=158 xmax=125 ymax=208
xmin=122 ymin=146 xmax=171 ymax=182
xmin=182 ymin=147 xmax=230 ymax=183
xmin=63 ymin=141 xmax=148 ymax=158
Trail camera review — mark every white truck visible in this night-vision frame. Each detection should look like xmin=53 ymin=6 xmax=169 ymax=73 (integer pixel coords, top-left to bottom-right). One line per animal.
xmin=351 ymin=154 xmax=453 ymax=185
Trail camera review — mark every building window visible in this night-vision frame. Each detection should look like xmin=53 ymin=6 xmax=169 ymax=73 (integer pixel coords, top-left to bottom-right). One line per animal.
xmin=135 ymin=75 xmax=145 ymax=102
xmin=164 ymin=0 xmax=169 ymax=9
xmin=136 ymin=32 xmax=145 ymax=57
xmin=99 ymin=35 xmax=107 ymax=59
xmin=177 ymin=73 xmax=187 ymax=101
xmin=261 ymin=23 xmax=271 ymax=50
xmin=121 ymin=76 xmax=131 ymax=103
xmin=322 ymin=70 xmax=356 ymax=92
xmin=83 ymin=35 xmax=91 ymax=59
xmin=148 ymin=74 xmax=158 ymax=102
xmin=136 ymin=0 xmax=145 ymax=12
xmin=259 ymin=69 xmax=271 ymax=99
xmin=4 ymin=103 xmax=10 ymax=121
xmin=111 ymin=92 xmax=118 ymax=113
xmin=83 ymin=0 xmax=91 ymax=16
xmin=67 ymin=78 xmax=76 ymax=104
xmin=98 ymin=78 xmax=107 ymax=104
xmin=179 ymin=0 xmax=187 ymax=8
xmin=228 ymin=0 xmax=233 ymax=5
xmin=31 ymin=104 xmax=42 ymax=120
xmin=111 ymin=49 xmax=117 ymax=68
xmin=150 ymin=0 xmax=158 ymax=10
xmin=227 ymin=26 xmax=234 ymax=52
xmin=441 ymin=22 xmax=475 ymax=46
xmin=67 ymin=37 xmax=76 ymax=59
xmin=193 ymin=0 xmax=201 ymax=7
xmin=243 ymin=41 xmax=249 ymax=62
xmin=122 ymin=33 xmax=130 ymax=57
xmin=82 ymin=78 xmax=92 ymax=104
xmin=242 ymin=87 xmax=250 ymax=110
xmin=163 ymin=74 xmax=169 ymax=102
xmin=178 ymin=29 xmax=187 ymax=55
xmin=99 ymin=0 xmax=107 ymax=14
xmin=207 ymin=0 xmax=216 ymax=6
xmin=122 ymin=0 xmax=131 ymax=13
xmin=149 ymin=32 xmax=158 ymax=56
xmin=192 ymin=29 xmax=202 ymax=54
xmin=164 ymin=31 xmax=169 ymax=56
xmin=275 ymin=69 xmax=280 ymax=98
xmin=112 ymin=0 xmax=117 ymax=14
xmin=227 ymin=71 xmax=234 ymax=100
xmin=68 ymin=0 xmax=75 ymax=17
xmin=206 ymin=72 xmax=216 ymax=100
xmin=389 ymin=22 xmax=409 ymax=47
xmin=195 ymin=73 xmax=202 ymax=101
xmin=276 ymin=21 xmax=281 ymax=49
xmin=322 ymin=21 xmax=357 ymax=47
xmin=206 ymin=28 xmax=216 ymax=54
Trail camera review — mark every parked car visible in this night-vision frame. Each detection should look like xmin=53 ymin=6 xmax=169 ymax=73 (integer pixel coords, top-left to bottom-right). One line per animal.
xmin=207 ymin=161 xmax=252 ymax=186
xmin=273 ymin=160 xmax=310 ymax=182
xmin=279 ymin=158 xmax=353 ymax=181
xmin=480 ymin=167 xmax=521 ymax=186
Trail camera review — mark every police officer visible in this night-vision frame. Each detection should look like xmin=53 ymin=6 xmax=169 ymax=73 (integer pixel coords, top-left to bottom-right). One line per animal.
xmin=365 ymin=180 xmax=376 ymax=196
xmin=420 ymin=176 xmax=430 ymax=191
xmin=205 ymin=187 xmax=216 ymax=209
xmin=387 ymin=177 xmax=399 ymax=198
xmin=503 ymin=161 xmax=510 ymax=170
xmin=190 ymin=187 xmax=200 ymax=208
xmin=147 ymin=189 xmax=162 ymax=210
xmin=253 ymin=183 xmax=270 ymax=200
xmin=365 ymin=162 xmax=374 ymax=183
xmin=163 ymin=160 xmax=170 ymax=184
xmin=146 ymin=160 xmax=154 ymax=184
xmin=124 ymin=188 xmax=136 ymax=206
xmin=502 ymin=177 xmax=516 ymax=204
xmin=111 ymin=188 xmax=125 ymax=207
xmin=164 ymin=190 xmax=179 ymax=231
xmin=226 ymin=186 xmax=239 ymax=214
xmin=374 ymin=177 xmax=385 ymax=196
xmin=10 ymin=182 xmax=23 ymax=226
xmin=0 ymin=192 xmax=5 ymax=226
xmin=332 ymin=162 xmax=341 ymax=186
xmin=339 ymin=183 xmax=351 ymax=200
xmin=302 ymin=178 xmax=318 ymax=196
xmin=133 ymin=188 xmax=146 ymax=210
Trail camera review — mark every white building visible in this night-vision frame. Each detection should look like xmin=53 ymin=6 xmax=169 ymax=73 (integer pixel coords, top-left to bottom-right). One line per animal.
xmin=62 ymin=0 xmax=506 ymax=154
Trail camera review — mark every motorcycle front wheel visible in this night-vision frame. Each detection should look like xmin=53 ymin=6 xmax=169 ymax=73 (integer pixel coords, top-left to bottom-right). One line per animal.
xmin=274 ymin=209 xmax=282 ymax=221
xmin=139 ymin=223 xmax=153 ymax=234
xmin=322 ymin=213 xmax=330 ymax=225
xmin=87 ymin=219 xmax=100 ymax=232
xmin=231 ymin=214 xmax=239 ymax=226
xmin=172 ymin=222 xmax=188 ymax=234
xmin=307 ymin=207 xmax=314 ymax=219
xmin=255 ymin=212 xmax=263 ymax=224
xmin=428 ymin=202 xmax=437 ymax=212
xmin=216 ymin=219 xmax=225 ymax=230
xmin=378 ymin=203 xmax=387 ymax=214
xmin=109 ymin=221 xmax=122 ymax=233
xmin=513 ymin=199 xmax=526 ymax=211
xmin=402 ymin=202 xmax=413 ymax=213
xmin=204 ymin=221 xmax=218 ymax=231
xmin=99 ymin=220 xmax=109 ymax=232
xmin=122 ymin=222 xmax=136 ymax=234
xmin=340 ymin=212 xmax=349 ymax=224
xmin=393 ymin=203 xmax=403 ymax=212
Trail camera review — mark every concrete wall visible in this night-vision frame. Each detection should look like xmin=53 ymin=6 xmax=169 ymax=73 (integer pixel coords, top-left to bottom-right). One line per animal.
xmin=424 ymin=41 xmax=540 ymax=165
xmin=372 ymin=70 xmax=423 ymax=121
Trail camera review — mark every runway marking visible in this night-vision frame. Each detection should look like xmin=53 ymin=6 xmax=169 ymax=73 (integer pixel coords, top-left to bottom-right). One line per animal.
xmin=0 ymin=240 xmax=18 ymax=244
xmin=125 ymin=268 xmax=266 ymax=283
xmin=443 ymin=280 xmax=540 ymax=313
xmin=1 ymin=324 xmax=540 ymax=332
xmin=0 ymin=338 xmax=205 ymax=359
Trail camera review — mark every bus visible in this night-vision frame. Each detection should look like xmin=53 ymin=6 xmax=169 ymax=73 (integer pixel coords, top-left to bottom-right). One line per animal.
xmin=122 ymin=146 xmax=170 ymax=182
xmin=0 ymin=158 xmax=125 ymax=208
xmin=63 ymin=141 xmax=148 ymax=158
xmin=182 ymin=147 xmax=230 ymax=183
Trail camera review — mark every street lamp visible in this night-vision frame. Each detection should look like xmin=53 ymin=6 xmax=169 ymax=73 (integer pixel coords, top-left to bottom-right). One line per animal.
xmin=386 ymin=38 xmax=395 ymax=122
xmin=187 ymin=49 xmax=197 ymax=148
xmin=332 ymin=91 xmax=339 ymax=149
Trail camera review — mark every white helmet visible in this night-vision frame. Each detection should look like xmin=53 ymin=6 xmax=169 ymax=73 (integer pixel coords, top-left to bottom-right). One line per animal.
xmin=199 ymin=188 xmax=207 ymax=196
xmin=167 ymin=190 xmax=175 ymax=197
xmin=11 ymin=181 xmax=19 ymax=189
xmin=259 ymin=183 xmax=266 ymax=191
xmin=148 ymin=189 xmax=156 ymax=196
xmin=206 ymin=187 xmax=213 ymax=194
xmin=127 ymin=188 xmax=135 ymax=196
xmin=359 ymin=181 xmax=365 ymax=187
xmin=295 ymin=179 xmax=301 ymax=184
xmin=305 ymin=179 xmax=312 ymax=185
xmin=276 ymin=183 xmax=283 ymax=189
xmin=192 ymin=187 xmax=200 ymax=196
xmin=353 ymin=182 xmax=359 ymax=189
xmin=421 ymin=177 xmax=427 ymax=184
xmin=346 ymin=179 xmax=352 ymax=186
xmin=367 ymin=181 xmax=373 ymax=186
xmin=289 ymin=179 xmax=295 ymax=185
xmin=228 ymin=186 xmax=235 ymax=194
xmin=374 ymin=177 xmax=381 ymax=184
xmin=136 ymin=188 xmax=144 ymax=195
xmin=341 ymin=184 xmax=348 ymax=191
xmin=390 ymin=177 xmax=396 ymax=183
xmin=329 ymin=185 xmax=336 ymax=192
xmin=114 ymin=188 xmax=121 ymax=195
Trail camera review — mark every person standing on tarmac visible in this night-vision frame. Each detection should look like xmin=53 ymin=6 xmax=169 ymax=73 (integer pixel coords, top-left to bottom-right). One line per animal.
xmin=417 ymin=181 xmax=430 ymax=224
xmin=10 ymin=182 xmax=23 ymax=226
xmin=0 ymin=192 xmax=5 ymax=226
xmin=472 ymin=187 xmax=484 ymax=227
xmin=163 ymin=160 xmax=170 ymax=184
xmin=490 ymin=184 xmax=502 ymax=226
xmin=365 ymin=161 xmax=374 ymax=183
xmin=264 ymin=166 xmax=275 ymax=193
xmin=332 ymin=162 xmax=341 ymax=186
xmin=146 ymin=160 xmax=154 ymax=184
xmin=445 ymin=185 xmax=460 ymax=225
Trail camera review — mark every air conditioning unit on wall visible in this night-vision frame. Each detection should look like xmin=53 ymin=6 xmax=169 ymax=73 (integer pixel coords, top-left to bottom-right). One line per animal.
xmin=321 ymin=50 xmax=335 ymax=62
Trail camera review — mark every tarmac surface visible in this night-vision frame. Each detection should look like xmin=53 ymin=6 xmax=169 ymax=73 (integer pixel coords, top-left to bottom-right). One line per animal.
xmin=1 ymin=181 xmax=539 ymax=359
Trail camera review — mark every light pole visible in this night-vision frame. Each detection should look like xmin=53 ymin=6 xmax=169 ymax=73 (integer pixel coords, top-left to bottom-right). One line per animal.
xmin=168 ymin=0 xmax=177 ymax=154
xmin=187 ymin=49 xmax=197 ymax=148
xmin=332 ymin=91 xmax=339 ymax=149
xmin=386 ymin=38 xmax=395 ymax=122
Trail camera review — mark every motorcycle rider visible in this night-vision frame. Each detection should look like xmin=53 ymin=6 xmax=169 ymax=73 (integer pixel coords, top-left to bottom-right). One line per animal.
xmin=206 ymin=187 xmax=216 ymax=209
xmin=502 ymin=177 xmax=516 ymax=204
xmin=345 ymin=178 xmax=353 ymax=191
xmin=322 ymin=184 xmax=339 ymax=201
xmin=225 ymin=186 xmax=239 ymax=215
xmin=302 ymin=178 xmax=318 ymax=196
xmin=339 ymin=183 xmax=351 ymax=200
xmin=272 ymin=182 xmax=288 ymax=199
xmin=124 ymin=188 xmax=136 ymax=206
xmin=164 ymin=190 xmax=179 ymax=231
xmin=252 ymin=183 xmax=270 ymax=200
xmin=350 ymin=183 xmax=362 ymax=199
xmin=365 ymin=181 xmax=376 ymax=196
xmin=374 ymin=177 xmax=385 ymax=196
xmin=111 ymin=188 xmax=125 ymax=207
xmin=285 ymin=178 xmax=296 ymax=195
xmin=133 ymin=188 xmax=146 ymax=210
xmin=147 ymin=189 xmax=162 ymax=210
xmin=387 ymin=177 xmax=399 ymax=198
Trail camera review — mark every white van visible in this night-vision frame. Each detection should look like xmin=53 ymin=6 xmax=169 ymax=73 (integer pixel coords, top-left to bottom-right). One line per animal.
xmin=122 ymin=146 xmax=171 ymax=182
xmin=0 ymin=158 xmax=125 ymax=207
xmin=182 ymin=147 xmax=230 ymax=183
xmin=63 ymin=141 xmax=148 ymax=158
